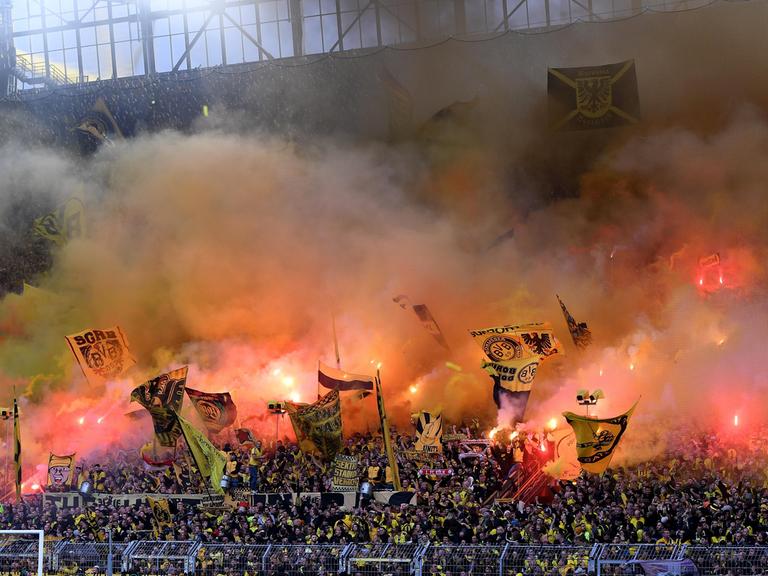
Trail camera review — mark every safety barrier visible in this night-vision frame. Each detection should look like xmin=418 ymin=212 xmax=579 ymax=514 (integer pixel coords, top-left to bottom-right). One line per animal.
xmin=0 ymin=540 xmax=763 ymax=574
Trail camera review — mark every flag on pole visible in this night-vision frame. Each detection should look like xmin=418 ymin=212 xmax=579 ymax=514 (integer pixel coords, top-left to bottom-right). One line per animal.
xmin=286 ymin=391 xmax=343 ymax=460
xmin=563 ymin=402 xmax=638 ymax=474
xmin=176 ymin=413 xmax=227 ymax=494
xmin=147 ymin=497 xmax=174 ymax=538
xmin=318 ymin=361 xmax=375 ymax=391
xmin=375 ymin=372 xmax=402 ymax=490
xmin=13 ymin=397 xmax=21 ymax=501
xmin=65 ymin=326 xmax=136 ymax=386
xmin=185 ymin=388 xmax=237 ymax=434
xmin=130 ymin=367 xmax=188 ymax=447
xmin=393 ymin=296 xmax=451 ymax=351
xmin=557 ymin=295 xmax=592 ymax=349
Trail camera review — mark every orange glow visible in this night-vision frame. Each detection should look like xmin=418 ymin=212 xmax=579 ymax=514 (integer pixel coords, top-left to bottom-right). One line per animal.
xmin=97 ymin=416 xmax=104 ymax=424
xmin=409 ymin=385 xmax=418 ymax=394
xmin=509 ymin=431 xmax=519 ymax=441
xmin=547 ymin=418 xmax=558 ymax=431
xmin=488 ymin=427 xmax=500 ymax=440
xmin=289 ymin=392 xmax=300 ymax=403
xmin=281 ymin=376 xmax=294 ymax=387
xmin=629 ymin=363 xmax=635 ymax=371
xmin=78 ymin=416 xmax=84 ymax=425
xmin=734 ymin=414 xmax=739 ymax=427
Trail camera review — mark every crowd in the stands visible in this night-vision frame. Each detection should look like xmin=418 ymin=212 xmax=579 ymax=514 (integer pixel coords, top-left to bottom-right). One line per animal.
xmin=0 ymin=426 xmax=765 ymax=554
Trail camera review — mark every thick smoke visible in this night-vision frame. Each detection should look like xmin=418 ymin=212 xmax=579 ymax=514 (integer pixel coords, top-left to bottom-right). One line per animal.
xmin=1 ymin=0 xmax=768 ymax=483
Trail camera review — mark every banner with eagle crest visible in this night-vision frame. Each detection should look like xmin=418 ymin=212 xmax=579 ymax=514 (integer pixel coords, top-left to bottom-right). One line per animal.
xmin=563 ymin=401 xmax=637 ymax=474
xmin=469 ymin=323 xmax=563 ymax=362
xmin=66 ymin=326 xmax=136 ymax=386
xmin=130 ymin=367 xmax=188 ymax=447
xmin=548 ymin=60 xmax=640 ymax=131
xmin=185 ymin=388 xmax=237 ymax=434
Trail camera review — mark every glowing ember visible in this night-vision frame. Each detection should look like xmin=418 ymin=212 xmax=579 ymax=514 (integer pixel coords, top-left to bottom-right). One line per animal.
xmin=488 ymin=427 xmax=500 ymax=440
xmin=509 ymin=431 xmax=519 ymax=441
xmin=547 ymin=418 xmax=558 ymax=431
xmin=629 ymin=363 xmax=635 ymax=371
xmin=78 ymin=417 xmax=84 ymax=425
xmin=272 ymin=368 xmax=281 ymax=376
xmin=289 ymin=392 xmax=300 ymax=403
xmin=540 ymin=442 xmax=547 ymax=452
xmin=599 ymin=368 xmax=604 ymax=377
xmin=31 ymin=483 xmax=40 ymax=491
xmin=699 ymin=277 xmax=704 ymax=286
xmin=734 ymin=414 xmax=739 ymax=427
xmin=717 ymin=338 xmax=726 ymax=346
xmin=97 ymin=416 xmax=104 ymax=424
xmin=409 ymin=385 xmax=418 ymax=394
xmin=281 ymin=376 xmax=294 ymax=387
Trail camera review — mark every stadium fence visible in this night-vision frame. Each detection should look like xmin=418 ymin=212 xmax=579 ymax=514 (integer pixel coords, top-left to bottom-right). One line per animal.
xmin=0 ymin=539 xmax=764 ymax=574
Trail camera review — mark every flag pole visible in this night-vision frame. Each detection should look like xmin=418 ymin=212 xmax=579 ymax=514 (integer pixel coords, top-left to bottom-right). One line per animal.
xmin=332 ymin=314 xmax=341 ymax=369
xmin=13 ymin=391 xmax=20 ymax=503
xmin=375 ymin=369 xmax=402 ymax=491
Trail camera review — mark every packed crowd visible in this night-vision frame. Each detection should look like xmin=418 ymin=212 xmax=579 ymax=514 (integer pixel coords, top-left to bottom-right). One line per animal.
xmin=0 ymin=426 xmax=766 ymax=551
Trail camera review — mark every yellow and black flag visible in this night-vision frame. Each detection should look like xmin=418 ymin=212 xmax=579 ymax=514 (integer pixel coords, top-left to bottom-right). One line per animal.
xmin=563 ymin=401 xmax=637 ymax=474
xmin=176 ymin=413 xmax=227 ymax=494
xmin=557 ymin=295 xmax=592 ymax=349
xmin=286 ymin=390 xmax=343 ymax=460
xmin=185 ymin=388 xmax=237 ymax=434
xmin=414 ymin=411 xmax=443 ymax=454
xmin=548 ymin=60 xmax=640 ymax=131
xmin=13 ymin=398 xmax=20 ymax=501
xmin=130 ymin=367 xmax=188 ymax=447
xmin=47 ymin=453 xmax=76 ymax=488
xmin=147 ymin=497 xmax=174 ymax=538
xmin=66 ymin=326 xmax=137 ymax=386
xmin=75 ymin=98 xmax=124 ymax=145
xmin=33 ymin=196 xmax=86 ymax=246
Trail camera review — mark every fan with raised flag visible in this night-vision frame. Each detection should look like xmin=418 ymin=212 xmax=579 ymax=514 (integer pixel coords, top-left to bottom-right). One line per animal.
xmin=318 ymin=361 xmax=375 ymax=392
xmin=557 ymin=295 xmax=592 ymax=349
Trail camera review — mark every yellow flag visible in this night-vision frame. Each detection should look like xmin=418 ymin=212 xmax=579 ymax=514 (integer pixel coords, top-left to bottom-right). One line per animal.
xmin=147 ymin=497 xmax=173 ymax=538
xmin=469 ymin=323 xmax=563 ymax=363
xmin=65 ymin=326 xmax=136 ymax=386
xmin=414 ymin=411 xmax=442 ymax=454
xmin=481 ymin=356 xmax=542 ymax=393
xmin=33 ymin=197 xmax=86 ymax=246
xmin=286 ymin=390 xmax=343 ymax=460
xmin=563 ymin=402 xmax=637 ymax=474
xmin=176 ymin=413 xmax=227 ymax=494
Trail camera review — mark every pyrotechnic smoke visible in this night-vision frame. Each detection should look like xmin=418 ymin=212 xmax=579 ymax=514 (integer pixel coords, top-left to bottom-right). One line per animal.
xmin=1 ymin=1 xmax=768 ymax=480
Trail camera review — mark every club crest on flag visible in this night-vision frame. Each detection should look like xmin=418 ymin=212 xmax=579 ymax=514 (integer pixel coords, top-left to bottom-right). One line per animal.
xmin=131 ymin=367 xmax=188 ymax=447
xmin=563 ymin=401 xmax=637 ymax=474
xmin=185 ymin=388 xmax=237 ymax=434
xmin=66 ymin=326 xmax=136 ymax=385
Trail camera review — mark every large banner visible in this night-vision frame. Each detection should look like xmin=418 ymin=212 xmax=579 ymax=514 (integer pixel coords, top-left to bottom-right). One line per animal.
xmin=548 ymin=60 xmax=640 ymax=131
xmin=147 ymin=496 xmax=173 ymax=538
xmin=331 ymin=455 xmax=359 ymax=492
xmin=66 ymin=326 xmax=136 ymax=386
xmin=287 ymin=390 xmax=343 ymax=460
xmin=177 ymin=413 xmax=227 ymax=494
xmin=130 ymin=367 xmax=188 ymax=447
xmin=318 ymin=362 xmax=374 ymax=392
xmin=563 ymin=402 xmax=637 ymax=474
xmin=47 ymin=453 xmax=76 ymax=488
xmin=185 ymin=388 xmax=237 ymax=434
xmin=414 ymin=411 xmax=443 ymax=454
xmin=469 ymin=323 xmax=563 ymax=362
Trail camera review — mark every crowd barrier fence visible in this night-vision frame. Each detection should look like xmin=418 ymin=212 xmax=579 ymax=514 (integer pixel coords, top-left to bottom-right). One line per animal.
xmin=5 ymin=540 xmax=768 ymax=575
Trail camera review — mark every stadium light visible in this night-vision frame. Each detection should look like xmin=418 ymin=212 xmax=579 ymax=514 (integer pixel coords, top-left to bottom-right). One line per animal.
xmin=577 ymin=388 xmax=604 ymax=416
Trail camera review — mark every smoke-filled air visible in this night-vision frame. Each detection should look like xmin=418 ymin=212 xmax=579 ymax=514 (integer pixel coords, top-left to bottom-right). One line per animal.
xmin=1 ymin=1 xmax=768 ymax=489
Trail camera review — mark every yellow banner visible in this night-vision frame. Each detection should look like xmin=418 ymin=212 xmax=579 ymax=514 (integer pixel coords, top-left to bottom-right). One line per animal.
xmin=563 ymin=402 xmax=637 ymax=474
xmin=414 ymin=411 xmax=442 ymax=453
xmin=469 ymin=323 xmax=563 ymax=363
xmin=33 ymin=197 xmax=86 ymax=246
xmin=66 ymin=326 xmax=136 ymax=386
xmin=481 ymin=356 xmax=542 ymax=393
xmin=287 ymin=390 xmax=342 ymax=460
xmin=47 ymin=453 xmax=76 ymax=488
xmin=177 ymin=413 xmax=227 ymax=494
xmin=147 ymin=497 xmax=173 ymax=538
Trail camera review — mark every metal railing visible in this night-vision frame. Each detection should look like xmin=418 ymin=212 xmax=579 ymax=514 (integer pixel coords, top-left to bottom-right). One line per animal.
xmin=0 ymin=540 xmax=763 ymax=574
